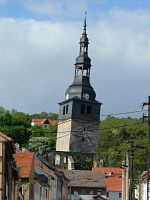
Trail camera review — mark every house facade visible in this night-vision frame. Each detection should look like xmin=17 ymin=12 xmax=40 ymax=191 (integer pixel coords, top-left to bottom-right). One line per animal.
xmin=92 ymin=167 xmax=122 ymax=200
xmin=63 ymin=170 xmax=107 ymax=200
xmin=0 ymin=131 xmax=18 ymax=200
xmin=14 ymin=152 xmax=35 ymax=200
xmin=31 ymin=118 xmax=57 ymax=128
xmin=35 ymin=155 xmax=68 ymax=200
xmin=135 ymin=170 xmax=150 ymax=200
xmin=34 ymin=172 xmax=50 ymax=200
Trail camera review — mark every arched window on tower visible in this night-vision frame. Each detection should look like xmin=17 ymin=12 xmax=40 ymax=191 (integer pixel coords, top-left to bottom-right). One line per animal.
xmin=81 ymin=104 xmax=86 ymax=114
xmin=66 ymin=105 xmax=68 ymax=114
xmin=87 ymin=105 xmax=91 ymax=114
xmin=63 ymin=106 xmax=65 ymax=115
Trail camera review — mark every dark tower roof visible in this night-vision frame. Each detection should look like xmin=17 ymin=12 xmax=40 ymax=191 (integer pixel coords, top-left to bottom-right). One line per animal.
xmin=75 ymin=13 xmax=91 ymax=71
xmin=64 ymin=14 xmax=98 ymax=102
xmin=58 ymin=14 xmax=102 ymax=123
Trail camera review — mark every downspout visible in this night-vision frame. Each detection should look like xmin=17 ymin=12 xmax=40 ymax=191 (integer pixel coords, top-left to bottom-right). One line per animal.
xmin=56 ymin=179 xmax=58 ymax=200
xmin=2 ymin=142 xmax=5 ymax=200
xmin=69 ymin=180 xmax=71 ymax=200
xmin=138 ymin=175 xmax=142 ymax=200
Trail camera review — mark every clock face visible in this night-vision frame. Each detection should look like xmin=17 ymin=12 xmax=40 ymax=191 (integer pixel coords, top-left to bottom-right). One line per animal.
xmin=66 ymin=93 xmax=69 ymax=100
xmin=84 ymin=93 xmax=89 ymax=100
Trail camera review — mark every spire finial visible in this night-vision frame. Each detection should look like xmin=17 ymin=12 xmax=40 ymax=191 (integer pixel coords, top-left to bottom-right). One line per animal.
xmin=84 ymin=11 xmax=87 ymax=30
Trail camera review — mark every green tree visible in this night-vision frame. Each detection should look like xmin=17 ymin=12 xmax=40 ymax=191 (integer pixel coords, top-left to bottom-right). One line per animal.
xmin=31 ymin=111 xmax=58 ymax=119
xmin=28 ymin=137 xmax=55 ymax=152
xmin=95 ymin=116 xmax=147 ymax=174
xmin=0 ymin=109 xmax=31 ymax=146
xmin=30 ymin=126 xmax=45 ymax=137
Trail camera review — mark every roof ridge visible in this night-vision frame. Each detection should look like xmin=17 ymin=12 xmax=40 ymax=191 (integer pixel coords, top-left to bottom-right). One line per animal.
xmin=0 ymin=131 xmax=12 ymax=141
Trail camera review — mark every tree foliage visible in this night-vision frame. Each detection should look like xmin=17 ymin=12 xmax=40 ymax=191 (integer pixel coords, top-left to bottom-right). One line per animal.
xmin=31 ymin=112 xmax=58 ymax=119
xmin=28 ymin=137 xmax=55 ymax=152
xmin=0 ymin=107 xmax=58 ymax=148
xmin=95 ymin=116 xmax=147 ymax=174
xmin=0 ymin=108 xmax=31 ymax=146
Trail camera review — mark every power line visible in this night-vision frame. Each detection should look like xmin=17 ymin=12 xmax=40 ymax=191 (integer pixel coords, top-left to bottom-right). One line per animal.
xmin=56 ymin=120 xmax=144 ymax=140
xmin=101 ymin=110 xmax=147 ymax=117
xmin=0 ymin=109 xmax=147 ymax=154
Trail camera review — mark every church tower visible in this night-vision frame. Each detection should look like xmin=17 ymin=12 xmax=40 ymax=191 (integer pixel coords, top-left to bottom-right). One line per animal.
xmin=55 ymin=16 xmax=102 ymax=169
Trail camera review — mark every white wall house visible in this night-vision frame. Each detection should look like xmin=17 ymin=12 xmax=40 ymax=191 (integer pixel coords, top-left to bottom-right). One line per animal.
xmin=34 ymin=178 xmax=49 ymax=200
xmin=34 ymin=156 xmax=68 ymax=200
xmin=92 ymin=167 xmax=122 ymax=200
xmin=106 ymin=191 xmax=122 ymax=200
xmin=134 ymin=170 xmax=150 ymax=200
xmin=140 ymin=180 xmax=150 ymax=200
xmin=63 ymin=170 xmax=107 ymax=200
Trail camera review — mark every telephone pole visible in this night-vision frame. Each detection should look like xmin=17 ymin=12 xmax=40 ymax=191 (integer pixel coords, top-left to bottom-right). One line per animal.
xmin=129 ymin=141 xmax=135 ymax=200
xmin=143 ymin=96 xmax=150 ymax=200
xmin=127 ymin=137 xmax=146 ymax=200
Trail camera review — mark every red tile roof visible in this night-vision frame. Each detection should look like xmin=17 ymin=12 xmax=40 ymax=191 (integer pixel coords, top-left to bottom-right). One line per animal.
xmin=92 ymin=167 xmax=122 ymax=192
xmin=48 ymin=119 xmax=57 ymax=126
xmin=92 ymin=167 xmax=122 ymax=176
xmin=32 ymin=118 xmax=48 ymax=125
xmin=13 ymin=152 xmax=34 ymax=178
xmin=35 ymin=159 xmax=54 ymax=177
xmin=32 ymin=118 xmax=57 ymax=126
xmin=0 ymin=131 xmax=12 ymax=141
xmin=105 ymin=177 xmax=122 ymax=192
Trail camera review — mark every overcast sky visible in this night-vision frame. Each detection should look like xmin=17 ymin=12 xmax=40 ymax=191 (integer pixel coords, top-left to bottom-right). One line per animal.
xmin=1 ymin=0 xmax=150 ymax=118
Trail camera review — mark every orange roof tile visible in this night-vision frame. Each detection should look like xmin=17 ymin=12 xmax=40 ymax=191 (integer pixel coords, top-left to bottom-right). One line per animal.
xmin=92 ymin=167 xmax=122 ymax=192
xmin=13 ymin=152 xmax=34 ymax=178
xmin=35 ymin=160 xmax=54 ymax=177
xmin=92 ymin=167 xmax=122 ymax=176
xmin=49 ymin=119 xmax=57 ymax=126
xmin=105 ymin=177 xmax=122 ymax=192
xmin=32 ymin=118 xmax=47 ymax=125
xmin=32 ymin=118 xmax=57 ymax=126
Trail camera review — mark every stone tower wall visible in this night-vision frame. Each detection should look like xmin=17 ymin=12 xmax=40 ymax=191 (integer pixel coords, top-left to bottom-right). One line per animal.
xmin=56 ymin=119 xmax=99 ymax=153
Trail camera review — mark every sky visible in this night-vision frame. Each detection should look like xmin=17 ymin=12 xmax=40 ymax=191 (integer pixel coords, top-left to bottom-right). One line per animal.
xmin=1 ymin=0 xmax=150 ymax=118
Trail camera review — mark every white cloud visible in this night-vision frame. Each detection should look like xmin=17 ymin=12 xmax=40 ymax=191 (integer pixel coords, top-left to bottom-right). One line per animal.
xmin=0 ymin=18 xmax=80 ymax=113
xmin=1 ymin=9 xmax=150 ymax=116
xmin=20 ymin=0 xmax=104 ymax=20
xmin=0 ymin=0 xmax=7 ymax=3
xmin=21 ymin=0 xmax=87 ymax=19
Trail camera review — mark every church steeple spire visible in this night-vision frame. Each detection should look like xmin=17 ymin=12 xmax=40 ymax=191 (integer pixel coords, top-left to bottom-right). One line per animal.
xmin=65 ymin=14 xmax=96 ymax=101
xmin=75 ymin=13 xmax=91 ymax=77
xmin=83 ymin=11 xmax=87 ymax=34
